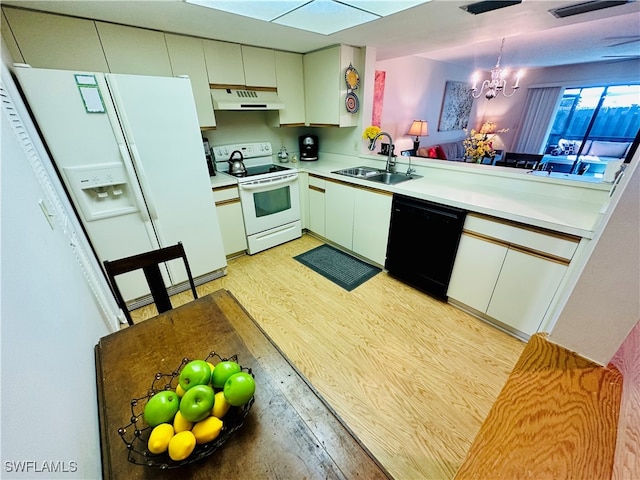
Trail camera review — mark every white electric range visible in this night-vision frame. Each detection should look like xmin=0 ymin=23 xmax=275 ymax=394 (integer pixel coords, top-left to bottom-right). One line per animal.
xmin=212 ymin=142 xmax=301 ymax=254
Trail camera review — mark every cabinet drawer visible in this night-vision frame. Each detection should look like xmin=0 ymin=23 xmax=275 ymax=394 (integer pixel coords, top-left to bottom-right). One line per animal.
xmin=464 ymin=214 xmax=579 ymax=261
xmin=213 ymin=185 xmax=240 ymax=203
xmin=308 ymin=175 xmax=326 ymax=191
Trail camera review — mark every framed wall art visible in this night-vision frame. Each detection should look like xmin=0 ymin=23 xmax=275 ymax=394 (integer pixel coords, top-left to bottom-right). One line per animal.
xmin=438 ymin=81 xmax=473 ymax=132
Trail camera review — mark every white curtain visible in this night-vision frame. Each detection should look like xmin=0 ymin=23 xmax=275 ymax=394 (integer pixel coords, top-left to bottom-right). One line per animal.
xmin=513 ymin=86 xmax=563 ymax=153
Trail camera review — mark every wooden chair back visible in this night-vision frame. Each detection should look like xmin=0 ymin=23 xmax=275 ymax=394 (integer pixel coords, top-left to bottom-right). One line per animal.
xmin=103 ymin=242 xmax=198 ymax=326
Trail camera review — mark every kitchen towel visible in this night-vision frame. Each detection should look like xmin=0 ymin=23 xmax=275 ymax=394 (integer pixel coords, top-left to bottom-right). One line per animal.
xmin=294 ymin=244 xmax=381 ymax=292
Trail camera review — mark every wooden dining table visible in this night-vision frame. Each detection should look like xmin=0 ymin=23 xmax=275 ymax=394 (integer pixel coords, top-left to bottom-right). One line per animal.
xmin=95 ymin=289 xmax=390 ymax=479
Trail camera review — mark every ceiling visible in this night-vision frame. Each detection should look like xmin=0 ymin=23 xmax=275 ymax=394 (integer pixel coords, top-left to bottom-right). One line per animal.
xmin=3 ymin=0 xmax=640 ymax=71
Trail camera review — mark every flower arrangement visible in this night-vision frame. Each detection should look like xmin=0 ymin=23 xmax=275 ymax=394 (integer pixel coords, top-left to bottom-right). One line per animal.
xmin=362 ymin=125 xmax=381 ymax=141
xmin=463 ymin=121 xmax=508 ymax=162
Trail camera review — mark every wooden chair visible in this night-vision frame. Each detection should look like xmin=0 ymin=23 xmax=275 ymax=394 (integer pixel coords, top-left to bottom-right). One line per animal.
xmin=103 ymin=242 xmax=198 ymax=326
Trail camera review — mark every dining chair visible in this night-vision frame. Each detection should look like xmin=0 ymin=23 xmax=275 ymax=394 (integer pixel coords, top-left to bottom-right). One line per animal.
xmin=497 ymin=152 xmax=543 ymax=170
xmin=103 ymin=242 xmax=198 ymax=326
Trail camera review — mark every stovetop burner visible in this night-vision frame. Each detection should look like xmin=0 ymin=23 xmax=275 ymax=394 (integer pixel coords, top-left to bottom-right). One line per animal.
xmin=229 ymin=163 xmax=292 ymax=178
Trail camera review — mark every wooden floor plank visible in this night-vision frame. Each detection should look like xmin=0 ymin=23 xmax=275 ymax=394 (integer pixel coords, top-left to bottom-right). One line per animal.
xmin=455 ymin=333 xmax=622 ymax=480
xmin=130 ymin=234 xmax=525 ymax=479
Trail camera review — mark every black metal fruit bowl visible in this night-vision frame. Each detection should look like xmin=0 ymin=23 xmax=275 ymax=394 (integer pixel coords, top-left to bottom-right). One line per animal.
xmin=118 ymin=352 xmax=254 ymax=469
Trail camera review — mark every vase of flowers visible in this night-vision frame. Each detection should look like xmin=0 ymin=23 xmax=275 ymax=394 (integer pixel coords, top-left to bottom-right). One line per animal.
xmin=362 ymin=125 xmax=381 ymax=147
xmin=463 ymin=121 xmax=508 ymax=163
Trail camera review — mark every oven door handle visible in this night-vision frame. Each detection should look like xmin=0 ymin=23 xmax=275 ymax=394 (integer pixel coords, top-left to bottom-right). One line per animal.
xmin=239 ymin=173 xmax=298 ymax=191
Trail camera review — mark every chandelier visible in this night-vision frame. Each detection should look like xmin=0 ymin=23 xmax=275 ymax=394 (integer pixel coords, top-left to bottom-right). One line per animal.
xmin=471 ymin=38 xmax=524 ymax=100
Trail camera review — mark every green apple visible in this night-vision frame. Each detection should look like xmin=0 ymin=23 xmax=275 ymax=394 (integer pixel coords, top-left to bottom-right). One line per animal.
xmin=178 ymin=360 xmax=211 ymax=391
xmin=179 ymin=384 xmax=215 ymax=423
xmin=211 ymin=361 xmax=241 ymax=389
xmin=223 ymin=372 xmax=255 ymax=407
xmin=143 ymin=390 xmax=180 ymax=427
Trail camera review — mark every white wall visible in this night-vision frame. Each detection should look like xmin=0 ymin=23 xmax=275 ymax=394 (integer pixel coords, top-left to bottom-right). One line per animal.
xmin=1 ymin=55 xmax=113 ymax=478
xmin=373 ymin=56 xmax=639 ymax=155
xmin=374 ymin=55 xmax=475 ymax=153
xmin=549 ymin=147 xmax=640 ymax=364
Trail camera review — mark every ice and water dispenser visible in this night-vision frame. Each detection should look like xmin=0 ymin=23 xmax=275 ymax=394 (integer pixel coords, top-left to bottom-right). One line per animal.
xmin=62 ymin=163 xmax=139 ymax=222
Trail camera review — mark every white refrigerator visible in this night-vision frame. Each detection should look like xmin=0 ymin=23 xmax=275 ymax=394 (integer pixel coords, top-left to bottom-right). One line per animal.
xmin=15 ymin=66 xmax=227 ymax=304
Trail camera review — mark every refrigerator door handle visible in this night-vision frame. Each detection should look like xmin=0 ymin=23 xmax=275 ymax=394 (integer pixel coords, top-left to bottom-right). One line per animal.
xmin=107 ymin=75 xmax=160 ymax=222
xmin=128 ymin=143 xmax=160 ymax=221
xmin=117 ymin=143 xmax=150 ymax=222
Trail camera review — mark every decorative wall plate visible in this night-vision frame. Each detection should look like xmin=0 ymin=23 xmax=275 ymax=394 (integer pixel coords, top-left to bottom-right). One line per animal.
xmin=345 ymin=64 xmax=360 ymax=90
xmin=345 ymin=92 xmax=359 ymax=113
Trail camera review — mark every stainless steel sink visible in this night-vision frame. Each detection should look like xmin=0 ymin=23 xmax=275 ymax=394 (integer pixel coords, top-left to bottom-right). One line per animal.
xmin=333 ymin=166 xmax=421 ymax=185
xmin=367 ymin=172 xmax=422 ymax=185
xmin=333 ymin=166 xmax=382 ymax=178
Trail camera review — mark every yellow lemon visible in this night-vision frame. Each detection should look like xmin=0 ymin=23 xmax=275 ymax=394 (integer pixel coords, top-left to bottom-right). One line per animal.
xmin=168 ymin=430 xmax=196 ymax=461
xmin=212 ymin=391 xmax=231 ymax=419
xmin=207 ymin=361 xmax=215 ymax=374
xmin=175 ymin=384 xmax=186 ymax=398
xmin=147 ymin=423 xmax=174 ymax=454
xmin=173 ymin=410 xmax=193 ymax=433
xmin=191 ymin=416 xmax=223 ymax=444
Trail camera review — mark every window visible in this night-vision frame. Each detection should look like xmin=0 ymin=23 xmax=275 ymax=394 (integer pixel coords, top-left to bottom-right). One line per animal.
xmin=544 ymin=85 xmax=640 ymax=169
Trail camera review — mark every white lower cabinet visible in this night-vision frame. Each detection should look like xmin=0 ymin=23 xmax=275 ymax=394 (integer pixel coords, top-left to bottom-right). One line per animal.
xmin=308 ymin=175 xmax=326 ymax=236
xmin=324 ymin=179 xmax=392 ymax=265
xmin=447 ymin=214 xmax=579 ymax=338
xmin=486 ymin=248 xmax=568 ymax=335
xmin=352 ymin=188 xmax=392 ymax=265
xmin=325 ymin=181 xmax=354 ymax=248
xmin=447 ymin=234 xmax=507 ymax=312
xmin=212 ymin=185 xmax=247 ymax=257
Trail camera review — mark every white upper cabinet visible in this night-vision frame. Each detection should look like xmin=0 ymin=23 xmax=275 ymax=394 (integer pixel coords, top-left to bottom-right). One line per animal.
xmin=203 ymin=43 xmax=277 ymax=89
xmin=96 ymin=22 xmax=172 ymax=76
xmin=3 ymin=7 xmax=107 ymax=71
xmin=304 ymin=44 xmax=360 ymax=127
xmin=241 ymin=46 xmax=277 ymax=88
xmin=165 ymin=34 xmax=216 ymax=129
xmin=1 ymin=9 xmax=23 ymax=64
xmin=203 ymin=40 xmax=245 ymax=86
xmin=270 ymin=51 xmax=306 ymax=126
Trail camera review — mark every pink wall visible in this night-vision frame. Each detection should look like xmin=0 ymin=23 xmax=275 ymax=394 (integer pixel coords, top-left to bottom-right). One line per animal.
xmin=610 ymin=319 xmax=640 ymax=479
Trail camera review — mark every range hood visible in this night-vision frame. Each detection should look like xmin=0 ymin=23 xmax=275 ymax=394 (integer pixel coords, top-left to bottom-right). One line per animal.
xmin=210 ymin=88 xmax=285 ymax=110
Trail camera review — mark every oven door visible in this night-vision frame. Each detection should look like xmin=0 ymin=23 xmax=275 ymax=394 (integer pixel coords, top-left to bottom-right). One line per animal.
xmin=238 ymin=172 xmax=300 ymax=236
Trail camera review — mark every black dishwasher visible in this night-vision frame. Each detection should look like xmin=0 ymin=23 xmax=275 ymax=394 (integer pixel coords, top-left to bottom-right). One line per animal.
xmin=385 ymin=194 xmax=467 ymax=301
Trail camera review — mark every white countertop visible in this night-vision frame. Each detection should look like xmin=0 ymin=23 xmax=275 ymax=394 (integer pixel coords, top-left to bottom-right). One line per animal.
xmin=209 ymin=171 xmax=238 ymax=188
xmin=207 ymin=152 xmax=612 ymax=238
xmin=294 ymin=153 xmax=613 ymax=239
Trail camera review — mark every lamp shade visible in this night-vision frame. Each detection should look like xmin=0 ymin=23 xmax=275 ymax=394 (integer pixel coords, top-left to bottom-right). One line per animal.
xmin=407 ymin=120 xmax=429 ymax=137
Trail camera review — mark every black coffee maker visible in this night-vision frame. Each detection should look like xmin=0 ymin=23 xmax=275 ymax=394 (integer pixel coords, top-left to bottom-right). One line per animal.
xmin=299 ymin=134 xmax=318 ymax=161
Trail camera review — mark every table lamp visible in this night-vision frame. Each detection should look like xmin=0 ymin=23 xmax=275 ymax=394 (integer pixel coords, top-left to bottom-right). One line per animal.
xmin=407 ymin=120 xmax=429 ymax=152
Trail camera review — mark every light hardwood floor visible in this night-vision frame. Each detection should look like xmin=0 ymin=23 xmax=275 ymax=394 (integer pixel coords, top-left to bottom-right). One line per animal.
xmin=131 ymin=234 xmax=525 ymax=479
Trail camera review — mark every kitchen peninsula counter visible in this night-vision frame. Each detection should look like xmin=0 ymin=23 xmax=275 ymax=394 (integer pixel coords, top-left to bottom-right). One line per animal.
xmin=297 ymin=152 xmax=612 ymax=239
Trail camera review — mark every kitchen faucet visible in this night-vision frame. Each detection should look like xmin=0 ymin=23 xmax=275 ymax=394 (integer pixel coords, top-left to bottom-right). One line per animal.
xmin=368 ymin=131 xmax=396 ymax=173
